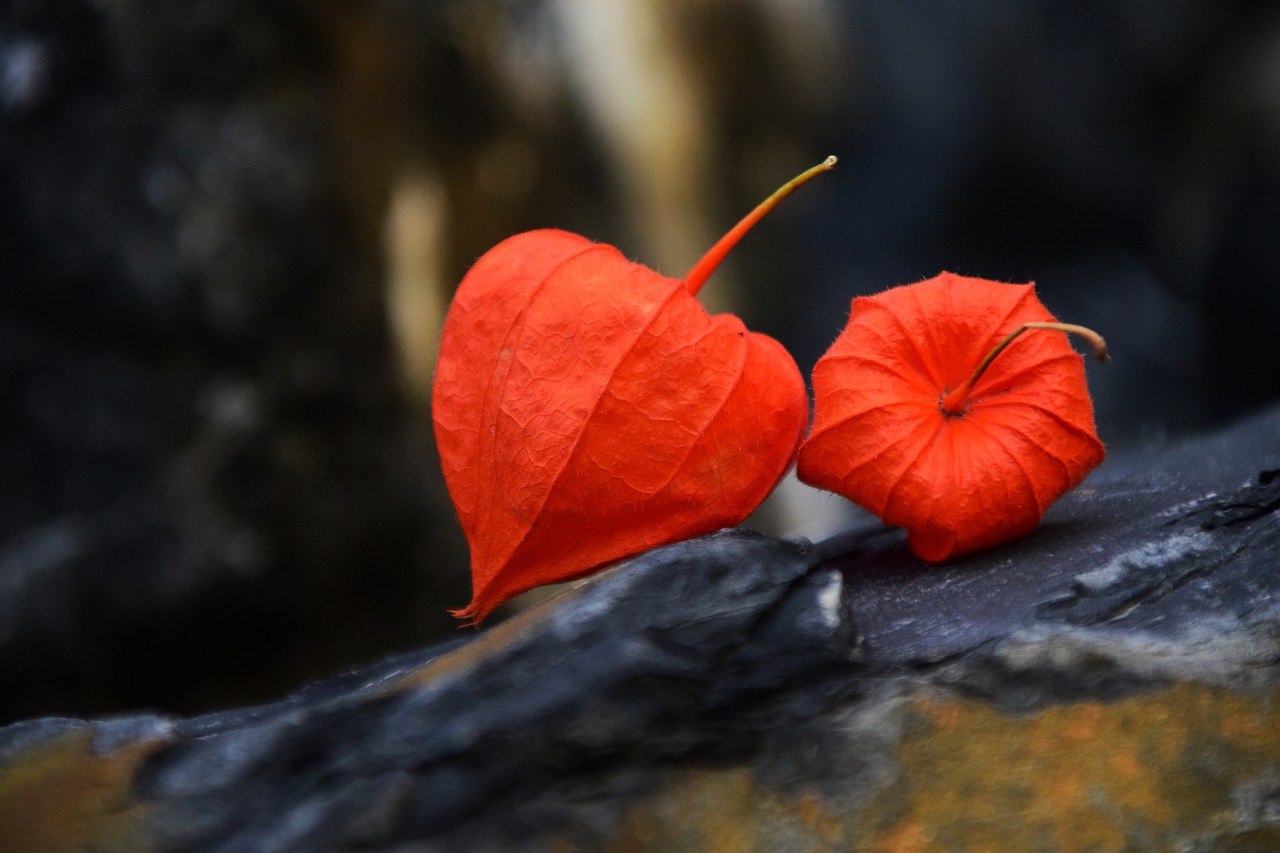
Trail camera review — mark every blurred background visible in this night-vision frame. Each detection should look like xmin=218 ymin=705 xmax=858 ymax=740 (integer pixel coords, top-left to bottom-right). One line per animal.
xmin=2 ymin=0 xmax=1278 ymax=721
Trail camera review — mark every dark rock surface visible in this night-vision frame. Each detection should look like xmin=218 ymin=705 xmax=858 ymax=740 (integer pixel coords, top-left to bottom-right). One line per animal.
xmin=2 ymin=403 xmax=1277 ymax=852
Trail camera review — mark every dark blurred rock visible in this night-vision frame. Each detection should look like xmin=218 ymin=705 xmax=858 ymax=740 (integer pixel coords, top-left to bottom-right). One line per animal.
xmin=789 ymin=1 xmax=1280 ymax=445
xmin=1 ymin=402 xmax=1277 ymax=852
xmin=0 ymin=0 xmax=468 ymax=722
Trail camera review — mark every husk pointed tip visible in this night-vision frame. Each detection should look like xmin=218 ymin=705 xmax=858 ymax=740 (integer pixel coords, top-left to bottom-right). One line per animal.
xmin=448 ymin=601 xmax=484 ymax=628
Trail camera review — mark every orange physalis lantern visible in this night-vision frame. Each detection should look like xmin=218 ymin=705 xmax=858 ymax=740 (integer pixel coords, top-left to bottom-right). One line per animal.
xmin=797 ymin=272 xmax=1108 ymax=562
xmin=434 ymin=159 xmax=836 ymax=623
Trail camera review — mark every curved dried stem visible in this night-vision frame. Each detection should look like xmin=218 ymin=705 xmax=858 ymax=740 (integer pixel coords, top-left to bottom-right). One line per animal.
xmin=683 ymin=156 xmax=837 ymax=296
xmin=940 ymin=321 xmax=1109 ymax=415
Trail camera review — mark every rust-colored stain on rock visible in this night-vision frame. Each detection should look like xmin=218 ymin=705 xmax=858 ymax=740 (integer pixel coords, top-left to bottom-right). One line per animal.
xmin=603 ymin=765 xmax=849 ymax=852
xmin=869 ymin=683 xmax=1280 ymax=852
xmin=601 ymin=683 xmax=1280 ymax=852
xmin=0 ymin=729 xmax=164 ymax=853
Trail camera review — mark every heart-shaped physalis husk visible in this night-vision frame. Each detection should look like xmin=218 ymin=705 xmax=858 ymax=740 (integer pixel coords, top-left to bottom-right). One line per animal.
xmin=797 ymin=272 xmax=1108 ymax=562
xmin=434 ymin=159 xmax=835 ymax=623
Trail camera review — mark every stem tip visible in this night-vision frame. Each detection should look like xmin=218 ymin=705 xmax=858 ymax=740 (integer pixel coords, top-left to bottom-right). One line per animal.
xmin=684 ymin=156 xmax=837 ymax=295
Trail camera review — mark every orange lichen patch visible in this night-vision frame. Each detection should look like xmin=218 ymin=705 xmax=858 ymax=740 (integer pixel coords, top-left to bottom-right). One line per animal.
xmin=0 ymin=729 xmax=165 ymax=853
xmin=601 ymin=764 xmax=851 ymax=853
xmin=861 ymin=682 xmax=1280 ymax=852
xmin=591 ymin=682 xmax=1280 ymax=852
xmin=1108 ymin=748 xmax=1143 ymax=783
xmin=1221 ymin=703 xmax=1268 ymax=739
xmin=914 ymin=697 xmax=962 ymax=731
xmin=872 ymin=819 xmax=934 ymax=853
xmin=1059 ymin=701 xmax=1105 ymax=740
xmin=795 ymin=793 xmax=846 ymax=846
